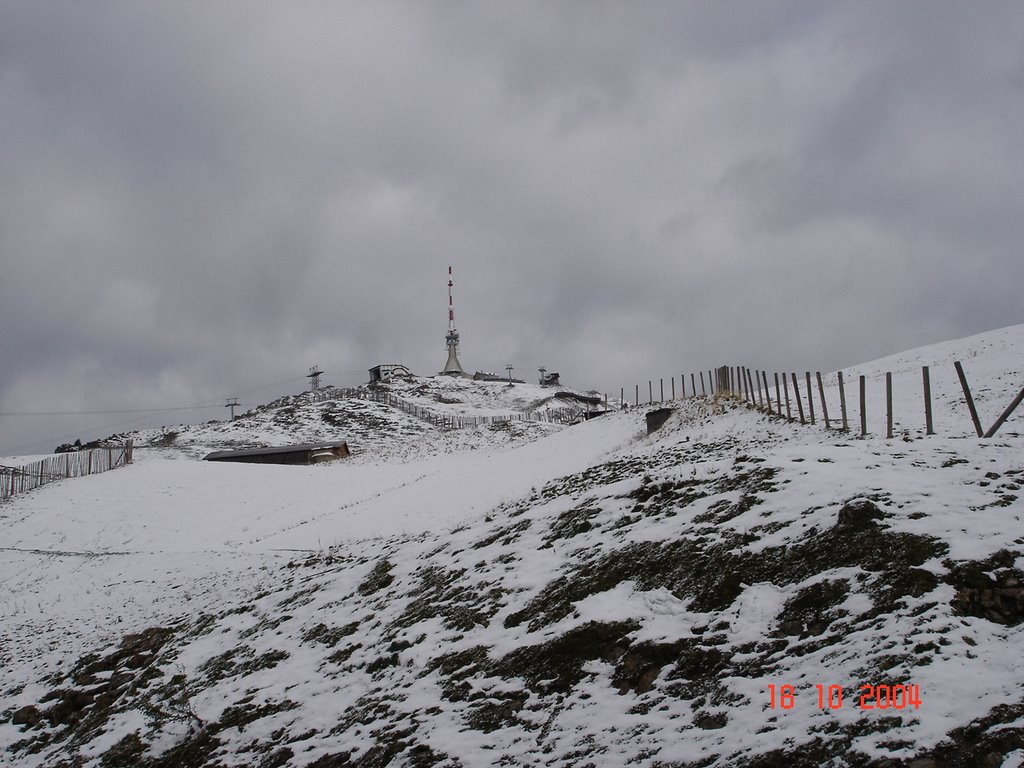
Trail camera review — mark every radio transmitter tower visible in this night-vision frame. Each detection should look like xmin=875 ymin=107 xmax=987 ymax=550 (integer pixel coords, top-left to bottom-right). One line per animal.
xmin=441 ymin=266 xmax=464 ymax=375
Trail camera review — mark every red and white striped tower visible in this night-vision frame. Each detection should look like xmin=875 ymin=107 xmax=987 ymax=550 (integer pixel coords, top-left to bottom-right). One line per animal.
xmin=441 ymin=266 xmax=464 ymax=375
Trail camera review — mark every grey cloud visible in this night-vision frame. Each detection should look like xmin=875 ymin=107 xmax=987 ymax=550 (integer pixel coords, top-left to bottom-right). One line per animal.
xmin=1 ymin=1 xmax=1022 ymax=452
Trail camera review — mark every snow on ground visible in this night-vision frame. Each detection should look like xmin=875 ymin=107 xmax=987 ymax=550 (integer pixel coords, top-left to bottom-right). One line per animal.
xmin=0 ymin=385 xmax=632 ymax=690
xmin=1 ymin=326 xmax=1023 ymax=767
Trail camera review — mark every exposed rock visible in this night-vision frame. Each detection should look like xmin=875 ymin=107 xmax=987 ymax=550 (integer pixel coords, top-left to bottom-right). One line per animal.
xmin=837 ymin=499 xmax=885 ymax=529
xmin=11 ymin=705 xmax=42 ymax=727
xmin=694 ymin=711 xmax=728 ymax=730
xmin=947 ymin=552 xmax=1024 ymax=626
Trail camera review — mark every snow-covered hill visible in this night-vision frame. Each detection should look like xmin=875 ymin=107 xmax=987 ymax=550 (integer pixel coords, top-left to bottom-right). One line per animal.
xmin=122 ymin=375 xmax=591 ymax=462
xmin=2 ymin=328 xmax=1024 ymax=767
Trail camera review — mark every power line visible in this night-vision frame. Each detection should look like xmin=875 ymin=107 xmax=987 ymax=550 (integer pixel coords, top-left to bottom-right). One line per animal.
xmin=0 ymin=372 xmax=369 ymax=417
xmin=0 ymin=404 xmax=223 ymax=417
xmin=0 ymin=370 xmax=376 ymax=454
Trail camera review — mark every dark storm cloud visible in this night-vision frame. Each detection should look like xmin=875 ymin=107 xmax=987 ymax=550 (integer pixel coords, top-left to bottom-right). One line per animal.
xmin=1 ymin=1 xmax=1022 ymax=453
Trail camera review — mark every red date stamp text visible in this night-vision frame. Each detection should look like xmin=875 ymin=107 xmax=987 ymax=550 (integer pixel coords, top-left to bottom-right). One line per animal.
xmin=767 ymin=684 xmax=921 ymax=710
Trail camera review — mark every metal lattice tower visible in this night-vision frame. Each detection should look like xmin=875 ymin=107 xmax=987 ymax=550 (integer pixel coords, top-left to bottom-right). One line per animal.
xmin=225 ymin=398 xmax=240 ymax=420
xmin=307 ymin=366 xmax=323 ymax=391
xmin=441 ymin=266 xmax=464 ymax=375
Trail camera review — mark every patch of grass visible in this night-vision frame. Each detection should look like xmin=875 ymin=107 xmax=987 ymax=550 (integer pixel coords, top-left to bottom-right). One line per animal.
xmin=612 ymin=639 xmax=690 ymax=694
xmin=326 ymin=643 xmax=362 ymax=666
xmin=99 ymin=731 xmax=147 ymax=767
xmin=199 ymin=646 xmax=289 ymax=683
xmin=216 ymin=698 xmax=298 ymax=733
xmin=491 ymin=620 xmax=639 ymax=695
xmin=390 ymin=566 xmax=503 ymax=634
xmin=472 ymin=519 xmax=532 ymax=549
xmin=302 ymin=621 xmax=359 ymax=647
xmin=505 ymin=512 xmax=946 ymax=632
xmin=544 ymin=504 xmax=602 ymax=543
xmin=946 ymin=549 xmax=1024 ymax=626
xmin=147 ymin=728 xmax=222 ymax=768
xmin=777 ymin=580 xmax=850 ymax=637
xmin=358 ymin=560 xmax=395 ymax=596
xmin=7 ymin=627 xmax=177 ymax=757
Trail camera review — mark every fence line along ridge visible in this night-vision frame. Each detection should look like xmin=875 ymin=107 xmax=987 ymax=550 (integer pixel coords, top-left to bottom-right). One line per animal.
xmin=622 ymin=362 xmax=1022 ymax=440
xmin=1 ymin=441 xmax=134 ymax=502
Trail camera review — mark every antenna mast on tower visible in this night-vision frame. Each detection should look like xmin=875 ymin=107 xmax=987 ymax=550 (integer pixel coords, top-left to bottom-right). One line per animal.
xmin=441 ymin=266 xmax=464 ymax=375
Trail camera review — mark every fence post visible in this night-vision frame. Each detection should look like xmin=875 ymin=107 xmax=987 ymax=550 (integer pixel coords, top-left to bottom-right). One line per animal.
xmin=805 ymin=372 xmax=815 ymax=425
xmin=660 ymin=378 xmax=664 ymax=402
xmin=762 ymin=371 xmax=771 ymax=412
xmin=681 ymin=375 xmax=686 ymax=398
xmin=838 ymin=372 xmax=849 ymax=431
xmin=922 ymin=366 xmax=934 ymax=435
xmin=816 ymin=372 xmax=830 ymax=429
xmin=756 ymin=371 xmax=765 ymax=409
xmin=791 ymin=373 xmax=806 ymax=424
xmin=954 ymin=361 xmax=984 ymax=437
xmin=886 ymin=372 xmax=893 ymax=439
xmin=671 ymin=377 xmax=675 ymax=400
xmin=984 ymin=387 xmax=1024 ymax=438
xmin=859 ymin=375 xmax=867 ymax=436
xmin=635 ymin=385 xmax=639 ymax=407
xmin=649 ymin=380 xmax=653 ymax=404
xmin=620 ymin=387 xmax=624 ymax=407
xmin=783 ymin=373 xmax=792 ymax=421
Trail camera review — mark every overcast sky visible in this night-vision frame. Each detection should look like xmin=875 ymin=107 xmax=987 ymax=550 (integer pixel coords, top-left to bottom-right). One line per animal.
xmin=2 ymin=1 xmax=1022 ymax=454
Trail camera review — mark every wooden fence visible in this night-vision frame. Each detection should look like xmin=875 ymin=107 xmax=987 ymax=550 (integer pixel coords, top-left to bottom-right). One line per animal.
xmin=1 ymin=441 xmax=134 ymax=502
xmin=621 ymin=363 xmax=1023 ymax=440
xmin=308 ymin=388 xmax=581 ymax=430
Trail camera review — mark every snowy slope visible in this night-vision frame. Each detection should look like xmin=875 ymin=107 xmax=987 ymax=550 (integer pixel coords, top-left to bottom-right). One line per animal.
xmin=122 ymin=376 xmax=587 ymax=462
xmin=1 ymin=327 xmax=1024 ymax=767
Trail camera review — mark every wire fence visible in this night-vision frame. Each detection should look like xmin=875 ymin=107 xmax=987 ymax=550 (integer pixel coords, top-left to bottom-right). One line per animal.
xmin=1 ymin=440 xmax=134 ymax=502
xmin=621 ymin=362 xmax=1023 ymax=440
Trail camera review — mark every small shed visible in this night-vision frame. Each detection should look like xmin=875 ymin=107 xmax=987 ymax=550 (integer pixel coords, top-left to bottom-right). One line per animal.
xmin=539 ymin=371 xmax=561 ymax=387
xmin=203 ymin=441 xmax=350 ymax=466
xmin=554 ymin=391 xmax=603 ymax=406
xmin=369 ymin=364 xmax=411 ymax=383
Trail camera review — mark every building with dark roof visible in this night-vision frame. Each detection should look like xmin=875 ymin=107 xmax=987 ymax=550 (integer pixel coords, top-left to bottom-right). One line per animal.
xmin=203 ymin=441 xmax=350 ymax=465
